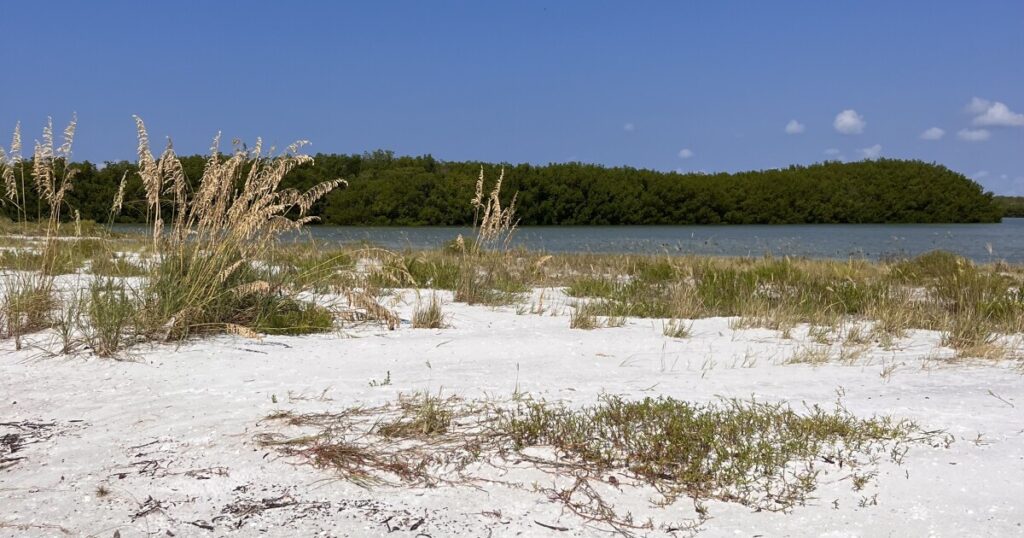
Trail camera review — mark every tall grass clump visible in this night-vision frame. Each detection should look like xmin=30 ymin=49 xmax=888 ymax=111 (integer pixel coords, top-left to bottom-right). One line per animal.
xmin=412 ymin=293 xmax=449 ymax=329
xmin=451 ymin=167 xmax=525 ymax=305
xmin=89 ymin=252 xmax=147 ymax=278
xmin=663 ymin=318 xmax=692 ymax=338
xmin=928 ymin=257 xmax=1023 ymax=357
xmin=131 ymin=117 xmax=346 ymax=340
xmin=86 ymin=278 xmax=138 ymax=357
xmin=569 ymin=301 xmax=601 ymax=330
xmin=0 ymin=273 xmax=57 ymax=350
xmin=0 ymin=117 xmax=78 ymax=266
xmin=1 ymin=117 xmax=78 ymax=347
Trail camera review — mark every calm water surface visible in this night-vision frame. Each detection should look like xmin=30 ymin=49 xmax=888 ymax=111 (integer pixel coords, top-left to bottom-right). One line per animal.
xmin=114 ymin=219 xmax=1024 ymax=262
xmin=285 ymin=219 xmax=1024 ymax=263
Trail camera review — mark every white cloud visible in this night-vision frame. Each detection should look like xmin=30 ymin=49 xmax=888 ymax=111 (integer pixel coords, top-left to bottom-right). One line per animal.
xmin=678 ymin=148 xmax=694 ymax=159
xmin=966 ymin=97 xmax=991 ymax=114
xmin=823 ymin=148 xmax=841 ymax=156
xmin=833 ymin=109 xmax=866 ymax=134
xmin=971 ymin=101 xmax=1024 ymax=127
xmin=920 ymin=127 xmax=945 ymax=140
xmin=784 ymin=119 xmax=805 ymax=134
xmin=859 ymin=144 xmax=882 ymax=159
xmin=957 ymin=128 xmax=991 ymax=142
xmin=972 ymin=170 xmax=990 ymax=179
xmin=623 ymin=123 xmax=635 ymax=132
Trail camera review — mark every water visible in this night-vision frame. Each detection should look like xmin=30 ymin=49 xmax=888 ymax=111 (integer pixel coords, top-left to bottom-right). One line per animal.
xmin=290 ymin=219 xmax=1024 ymax=263
xmin=112 ymin=219 xmax=1024 ymax=262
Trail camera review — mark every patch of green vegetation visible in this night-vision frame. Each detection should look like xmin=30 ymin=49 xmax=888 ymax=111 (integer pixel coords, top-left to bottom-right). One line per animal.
xmin=274 ymin=247 xmax=358 ymax=291
xmin=376 ymin=392 xmax=454 ymax=439
xmin=89 ymin=253 xmax=147 ymax=277
xmin=891 ymin=250 xmax=967 ymax=283
xmin=995 ymin=195 xmax=1024 ymax=218
xmin=0 ymin=249 xmax=43 ymax=271
xmin=498 ymin=396 xmax=936 ymax=509
xmin=0 ymin=238 xmax=111 ymax=275
xmin=632 ymin=258 xmax=677 ymax=283
xmin=453 ymin=262 xmax=526 ymax=306
xmin=260 ymin=393 xmax=950 ymax=532
xmin=86 ymin=278 xmax=138 ymax=357
xmin=403 ymin=256 xmax=462 ymax=290
xmin=0 ymin=215 xmax=108 ymax=237
xmin=579 ymin=256 xmax=979 ymax=337
xmin=569 ymin=302 xmax=601 ymax=330
xmin=565 ymin=276 xmax=618 ymax=298
xmin=253 ymin=297 xmax=335 ymax=335
xmin=1 ymin=274 xmax=55 ymax=345
xmin=412 ymin=294 xmax=448 ymax=329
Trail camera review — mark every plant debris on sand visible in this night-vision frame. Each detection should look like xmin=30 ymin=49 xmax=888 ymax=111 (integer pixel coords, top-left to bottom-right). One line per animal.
xmin=1 ymin=419 xmax=85 ymax=471
xmin=258 ymin=393 xmax=951 ymax=535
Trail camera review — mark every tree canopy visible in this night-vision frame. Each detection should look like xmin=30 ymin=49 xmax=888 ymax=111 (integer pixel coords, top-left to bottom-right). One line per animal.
xmin=1 ymin=154 xmax=1003 ymax=225
xmin=995 ymin=196 xmax=1024 ymax=218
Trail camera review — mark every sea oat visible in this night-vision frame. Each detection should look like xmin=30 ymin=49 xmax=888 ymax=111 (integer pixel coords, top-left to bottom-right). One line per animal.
xmin=58 ymin=113 xmax=76 ymax=159
xmin=131 ymin=118 xmax=348 ymax=339
xmin=110 ymin=172 xmax=127 ymax=217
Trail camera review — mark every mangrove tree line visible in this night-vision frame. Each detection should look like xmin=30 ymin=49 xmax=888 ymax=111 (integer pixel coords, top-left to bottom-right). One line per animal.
xmin=0 ymin=154 xmax=1003 ymax=225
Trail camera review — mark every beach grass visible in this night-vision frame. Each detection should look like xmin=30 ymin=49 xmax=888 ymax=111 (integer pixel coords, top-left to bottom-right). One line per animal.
xmin=2 ymin=118 xmax=1024 ymax=362
xmin=258 ymin=393 xmax=950 ymax=532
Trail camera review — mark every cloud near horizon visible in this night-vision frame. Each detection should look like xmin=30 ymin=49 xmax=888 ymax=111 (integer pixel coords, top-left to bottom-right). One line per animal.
xmin=920 ymin=127 xmax=945 ymax=140
xmin=678 ymin=148 xmax=694 ymax=159
xmin=833 ymin=110 xmax=866 ymax=135
xmin=859 ymin=144 xmax=882 ymax=159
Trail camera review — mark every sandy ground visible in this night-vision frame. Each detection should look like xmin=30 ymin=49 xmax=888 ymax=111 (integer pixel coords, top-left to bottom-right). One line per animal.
xmin=2 ymin=288 xmax=1023 ymax=537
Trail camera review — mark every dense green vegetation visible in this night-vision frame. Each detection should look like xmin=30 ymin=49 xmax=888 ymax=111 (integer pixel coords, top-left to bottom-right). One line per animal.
xmin=995 ymin=196 xmax=1024 ymax=218
xmin=1 ymin=154 xmax=1002 ymax=225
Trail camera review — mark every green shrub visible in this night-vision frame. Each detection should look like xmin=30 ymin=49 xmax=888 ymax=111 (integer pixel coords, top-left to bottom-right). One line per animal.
xmin=252 ymin=296 xmax=334 ymax=335
xmin=892 ymin=250 xmax=966 ymax=282
xmin=565 ymin=276 xmax=618 ymax=298
xmin=86 ymin=278 xmax=137 ymax=357
xmin=1 ymin=273 xmax=55 ymax=348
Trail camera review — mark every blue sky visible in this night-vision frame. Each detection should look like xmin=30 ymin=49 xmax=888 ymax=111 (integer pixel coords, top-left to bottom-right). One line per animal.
xmin=2 ymin=1 xmax=1022 ymax=193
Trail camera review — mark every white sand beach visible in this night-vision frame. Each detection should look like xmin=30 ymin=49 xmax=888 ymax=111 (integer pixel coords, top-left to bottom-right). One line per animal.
xmin=3 ymin=289 xmax=1022 ymax=537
